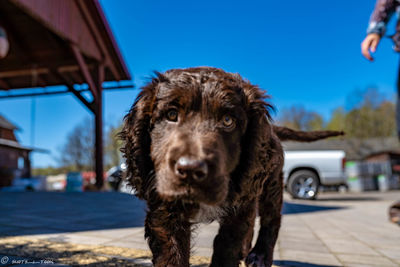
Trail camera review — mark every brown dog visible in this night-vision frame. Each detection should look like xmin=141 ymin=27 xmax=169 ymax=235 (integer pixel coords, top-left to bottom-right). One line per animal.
xmin=121 ymin=67 xmax=343 ymax=267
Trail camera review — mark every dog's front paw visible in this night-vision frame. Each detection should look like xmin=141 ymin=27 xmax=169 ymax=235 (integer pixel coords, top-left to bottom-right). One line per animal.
xmin=245 ymin=252 xmax=270 ymax=267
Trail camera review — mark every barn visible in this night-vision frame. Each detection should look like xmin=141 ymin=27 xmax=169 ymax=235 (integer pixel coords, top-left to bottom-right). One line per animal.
xmin=0 ymin=114 xmax=31 ymax=187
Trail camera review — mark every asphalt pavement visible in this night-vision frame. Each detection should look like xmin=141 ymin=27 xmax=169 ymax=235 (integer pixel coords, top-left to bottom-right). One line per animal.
xmin=0 ymin=191 xmax=399 ymax=267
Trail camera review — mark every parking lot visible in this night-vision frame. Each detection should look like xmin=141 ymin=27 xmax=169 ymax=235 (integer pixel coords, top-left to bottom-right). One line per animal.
xmin=0 ymin=191 xmax=399 ymax=267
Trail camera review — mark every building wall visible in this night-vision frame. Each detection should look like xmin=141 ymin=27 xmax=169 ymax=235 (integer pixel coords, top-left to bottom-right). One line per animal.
xmin=0 ymin=128 xmax=17 ymax=141
xmin=0 ymin=146 xmax=31 ymax=186
xmin=364 ymin=154 xmax=389 ymax=162
xmin=0 ymin=146 xmax=18 ymax=169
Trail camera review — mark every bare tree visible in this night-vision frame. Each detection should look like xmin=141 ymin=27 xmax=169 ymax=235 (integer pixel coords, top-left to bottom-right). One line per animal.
xmin=59 ymin=117 xmax=94 ymax=171
xmin=279 ymin=106 xmax=324 ymax=131
xmin=105 ymin=124 xmax=123 ymax=168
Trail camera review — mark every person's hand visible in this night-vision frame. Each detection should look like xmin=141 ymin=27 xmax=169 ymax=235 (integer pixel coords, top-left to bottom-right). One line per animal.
xmin=361 ymin=33 xmax=381 ymax=61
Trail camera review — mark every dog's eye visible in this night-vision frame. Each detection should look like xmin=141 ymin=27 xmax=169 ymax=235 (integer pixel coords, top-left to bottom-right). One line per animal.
xmin=222 ymin=115 xmax=234 ymax=128
xmin=166 ymin=109 xmax=178 ymax=122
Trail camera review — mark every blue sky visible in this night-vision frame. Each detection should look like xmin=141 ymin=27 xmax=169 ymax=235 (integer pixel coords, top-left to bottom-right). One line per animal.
xmin=0 ymin=0 xmax=399 ymax=168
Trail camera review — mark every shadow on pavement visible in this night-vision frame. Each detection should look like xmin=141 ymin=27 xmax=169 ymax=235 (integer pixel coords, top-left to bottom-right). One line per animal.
xmin=0 ymin=238 xmax=341 ymax=267
xmin=0 ymin=192 xmax=346 ymax=237
xmin=0 ymin=192 xmax=147 ymax=237
xmin=0 ymin=237 xmax=210 ymax=267
xmin=274 ymin=260 xmax=339 ymax=267
xmin=282 ymin=201 xmax=345 ymax=215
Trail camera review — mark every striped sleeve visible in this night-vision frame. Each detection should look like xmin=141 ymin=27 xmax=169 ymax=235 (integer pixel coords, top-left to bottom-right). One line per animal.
xmin=367 ymin=0 xmax=398 ymax=36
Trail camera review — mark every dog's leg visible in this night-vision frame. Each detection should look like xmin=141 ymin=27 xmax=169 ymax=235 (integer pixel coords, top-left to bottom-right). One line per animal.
xmin=145 ymin=205 xmax=191 ymax=267
xmin=210 ymin=200 xmax=257 ymax=267
xmin=245 ymin=166 xmax=283 ymax=267
xmin=242 ymin=217 xmax=255 ymax=260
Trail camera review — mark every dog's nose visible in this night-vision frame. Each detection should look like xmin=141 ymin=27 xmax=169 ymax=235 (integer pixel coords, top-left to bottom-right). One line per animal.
xmin=175 ymin=157 xmax=208 ymax=181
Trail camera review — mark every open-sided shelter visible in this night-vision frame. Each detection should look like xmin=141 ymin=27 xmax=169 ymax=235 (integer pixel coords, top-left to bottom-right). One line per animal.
xmin=0 ymin=0 xmax=131 ymax=188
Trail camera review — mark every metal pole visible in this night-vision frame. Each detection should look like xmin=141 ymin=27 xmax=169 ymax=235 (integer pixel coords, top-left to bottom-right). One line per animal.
xmin=30 ymin=98 xmax=35 ymax=146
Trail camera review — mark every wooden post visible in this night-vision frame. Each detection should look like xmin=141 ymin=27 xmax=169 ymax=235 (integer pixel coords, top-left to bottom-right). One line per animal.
xmin=95 ymin=64 xmax=104 ymax=189
xmin=70 ymin=44 xmax=98 ymax=100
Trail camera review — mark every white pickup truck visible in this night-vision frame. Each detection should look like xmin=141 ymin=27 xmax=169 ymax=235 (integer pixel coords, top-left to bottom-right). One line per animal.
xmin=283 ymin=150 xmax=346 ymax=200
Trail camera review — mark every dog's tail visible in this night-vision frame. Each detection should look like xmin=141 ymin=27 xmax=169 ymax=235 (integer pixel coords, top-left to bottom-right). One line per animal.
xmin=273 ymin=125 xmax=344 ymax=142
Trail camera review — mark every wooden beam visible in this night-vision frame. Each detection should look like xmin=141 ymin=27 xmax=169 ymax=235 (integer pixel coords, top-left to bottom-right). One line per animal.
xmin=75 ymin=0 xmax=121 ymax=81
xmin=68 ymin=71 xmax=84 ymax=85
xmin=51 ymin=70 xmax=95 ymax=113
xmin=70 ymin=44 xmax=98 ymax=100
xmin=67 ymin=85 xmax=95 ymax=114
xmin=0 ymin=78 xmax=10 ymax=90
xmin=0 ymin=85 xmax=134 ymax=99
xmin=57 ymin=64 xmax=93 ymax=73
xmin=97 ymin=63 xmax=104 ymax=95
xmin=0 ymin=68 xmax=48 ymax=78
xmin=36 ymin=74 xmax=47 ymax=87
xmin=0 ymin=64 xmax=96 ymax=79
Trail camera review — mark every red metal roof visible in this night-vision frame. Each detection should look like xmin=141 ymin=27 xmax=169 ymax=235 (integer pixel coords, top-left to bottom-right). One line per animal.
xmin=0 ymin=0 xmax=131 ymax=90
xmin=0 ymin=114 xmax=18 ymax=130
xmin=0 ymin=138 xmax=32 ymax=151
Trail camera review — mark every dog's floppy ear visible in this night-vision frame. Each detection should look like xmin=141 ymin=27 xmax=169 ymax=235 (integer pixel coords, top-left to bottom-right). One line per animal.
xmin=233 ymin=83 xmax=275 ymax=194
xmin=120 ymin=75 xmax=162 ymax=199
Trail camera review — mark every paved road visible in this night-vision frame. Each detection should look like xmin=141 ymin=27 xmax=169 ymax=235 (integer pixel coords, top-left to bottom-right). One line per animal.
xmin=0 ymin=191 xmax=399 ymax=266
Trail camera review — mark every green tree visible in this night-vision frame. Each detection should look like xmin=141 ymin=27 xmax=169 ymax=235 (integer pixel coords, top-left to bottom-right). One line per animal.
xmin=307 ymin=112 xmax=324 ymax=131
xmin=374 ymin=101 xmax=396 ymax=137
xmin=326 ymin=107 xmax=346 ymax=131
xmin=329 ymin=88 xmax=396 ymax=139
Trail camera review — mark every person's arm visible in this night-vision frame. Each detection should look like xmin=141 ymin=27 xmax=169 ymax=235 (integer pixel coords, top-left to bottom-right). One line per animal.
xmin=362 ymin=0 xmax=398 ymax=61
xmin=368 ymin=0 xmax=397 ymax=36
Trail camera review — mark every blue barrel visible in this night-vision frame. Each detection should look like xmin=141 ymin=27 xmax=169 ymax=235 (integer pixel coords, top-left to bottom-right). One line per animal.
xmin=66 ymin=172 xmax=83 ymax=192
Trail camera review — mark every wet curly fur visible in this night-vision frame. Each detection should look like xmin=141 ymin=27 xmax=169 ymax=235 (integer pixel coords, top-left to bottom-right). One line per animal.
xmin=120 ymin=67 xmax=343 ymax=267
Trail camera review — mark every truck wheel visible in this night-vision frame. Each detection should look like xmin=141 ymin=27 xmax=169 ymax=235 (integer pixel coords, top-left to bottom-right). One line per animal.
xmin=287 ymin=170 xmax=319 ymax=200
